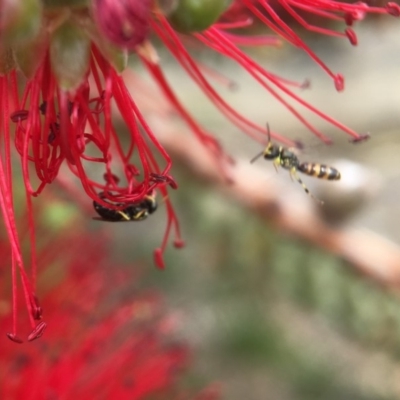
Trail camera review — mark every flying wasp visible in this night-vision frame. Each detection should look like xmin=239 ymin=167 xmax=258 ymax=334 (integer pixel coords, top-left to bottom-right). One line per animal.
xmin=250 ymin=124 xmax=341 ymax=203
xmin=93 ymin=192 xmax=157 ymax=222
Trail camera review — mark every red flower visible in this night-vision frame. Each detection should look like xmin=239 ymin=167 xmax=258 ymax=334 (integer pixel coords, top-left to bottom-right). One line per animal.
xmin=0 ymin=0 xmax=398 ymax=338
xmin=149 ymin=0 xmax=399 ymax=145
xmin=0 ymin=203 xmax=219 ymax=399
xmin=91 ymin=0 xmax=152 ymax=49
xmin=10 ymin=47 xmax=183 ymax=259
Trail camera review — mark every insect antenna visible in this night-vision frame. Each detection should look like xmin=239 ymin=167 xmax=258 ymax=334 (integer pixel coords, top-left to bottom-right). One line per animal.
xmin=250 ymin=122 xmax=272 ymax=164
xmin=250 ymin=150 xmax=265 ymax=164
xmin=266 ymin=122 xmax=271 ymax=142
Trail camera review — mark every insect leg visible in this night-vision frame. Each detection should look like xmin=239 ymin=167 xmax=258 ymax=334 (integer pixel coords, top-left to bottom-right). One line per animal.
xmin=132 ymin=210 xmax=147 ymax=220
xmin=273 ymin=159 xmax=280 ymax=173
xmin=290 ymin=168 xmax=324 ymax=204
xmin=118 ymin=210 xmax=131 ymax=221
xmin=250 ymin=123 xmax=272 ymax=164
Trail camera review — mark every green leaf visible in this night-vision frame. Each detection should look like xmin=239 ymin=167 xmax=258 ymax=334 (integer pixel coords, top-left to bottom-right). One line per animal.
xmin=168 ymin=0 xmax=233 ymax=33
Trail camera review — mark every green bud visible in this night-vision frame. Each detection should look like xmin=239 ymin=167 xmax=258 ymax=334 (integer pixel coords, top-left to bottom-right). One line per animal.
xmin=13 ymin=29 xmax=48 ymax=78
xmin=0 ymin=0 xmax=42 ymax=47
xmin=42 ymin=0 xmax=88 ymax=9
xmin=0 ymin=48 xmax=15 ymax=75
xmin=50 ymin=20 xmax=90 ymax=91
xmin=168 ymin=0 xmax=232 ymax=33
xmin=83 ymin=23 xmax=128 ymax=73
xmin=94 ymin=40 xmax=128 ymax=73
xmin=157 ymin=0 xmax=179 ymax=16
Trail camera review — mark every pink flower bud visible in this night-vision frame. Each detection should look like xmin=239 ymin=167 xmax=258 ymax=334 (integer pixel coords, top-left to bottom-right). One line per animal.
xmin=92 ymin=0 xmax=152 ymax=49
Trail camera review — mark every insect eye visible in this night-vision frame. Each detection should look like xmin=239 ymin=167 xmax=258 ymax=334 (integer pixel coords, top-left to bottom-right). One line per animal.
xmin=264 ymin=146 xmax=279 ymax=159
xmin=146 ymin=198 xmax=158 ymax=214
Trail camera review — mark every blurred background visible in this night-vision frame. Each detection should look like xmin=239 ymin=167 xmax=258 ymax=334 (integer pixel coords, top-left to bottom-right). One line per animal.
xmin=103 ymin=13 xmax=400 ymax=400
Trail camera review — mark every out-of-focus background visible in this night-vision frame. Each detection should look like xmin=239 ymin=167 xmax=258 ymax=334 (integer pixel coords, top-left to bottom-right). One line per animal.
xmin=89 ymin=15 xmax=400 ymax=400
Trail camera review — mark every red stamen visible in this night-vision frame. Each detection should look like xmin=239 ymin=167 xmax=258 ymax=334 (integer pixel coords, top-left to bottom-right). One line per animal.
xmin=154 ymin=248 xmax=165 ymax=269
xmin=349 ymin=133 xmax=370 ymax=144
xmin=345 ymin=28 xmax=357 ymax=45
xmin=10 ymin=109 xmax=29 ymax=122
xmin=173 ymin=239 xmax=185 ymax=249
xmin=6 ymin=333 xmax=24 ymax=343
xmin=27 ymin=321 xmax=47 ymax=341
xmin=30 ymin=294 xmax=43 ymax=320
xmin=387 ymin=2 xmax=400 ymax=16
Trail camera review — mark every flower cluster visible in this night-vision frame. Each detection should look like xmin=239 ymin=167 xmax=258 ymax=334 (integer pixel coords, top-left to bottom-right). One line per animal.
xmin=0 ymin=0 xmax=398 ymax=339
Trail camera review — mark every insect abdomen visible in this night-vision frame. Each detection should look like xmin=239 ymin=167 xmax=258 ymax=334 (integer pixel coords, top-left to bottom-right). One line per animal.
xmin=93 ymin=201 xmax=126 ymax=221
xmin=298 ymin=163 xmax=340 ymax=180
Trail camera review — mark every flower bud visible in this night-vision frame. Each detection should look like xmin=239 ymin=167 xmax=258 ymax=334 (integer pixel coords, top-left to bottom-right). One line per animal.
xmin=42 ymin=0 xmax=88 ymax=8
xmin=85 ymin=23 xmax=128 ymax=72
xmin=0 ymin=0 xmax=42 ymax=47
xmin=168 ymin=0 xmax=233 ymax=33
xmin=13 ymin=28 xmax=48 ymax=78
xmin=50 ymin=20 xmax=91 ymax=91
xmin=91 ymin=0 xmax=152 ymax=49
xmin=156 ymin=0 xmax=179 ymax=16
xmin=0 ymin=48 xmax=15 ymax=75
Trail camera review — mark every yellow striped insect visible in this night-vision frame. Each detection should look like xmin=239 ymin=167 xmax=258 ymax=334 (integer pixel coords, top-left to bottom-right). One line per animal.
xmin=251 ymin=124 xmax=340 ymax=203
xmin=93 ymin=193 xmax=157 ymax=222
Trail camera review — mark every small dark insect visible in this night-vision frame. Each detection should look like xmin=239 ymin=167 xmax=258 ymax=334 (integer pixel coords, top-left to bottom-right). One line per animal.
xmin=93 ymin=193 xmax=158 ymax=222
xmin=251 ymin=124 xmax=341 ymax=203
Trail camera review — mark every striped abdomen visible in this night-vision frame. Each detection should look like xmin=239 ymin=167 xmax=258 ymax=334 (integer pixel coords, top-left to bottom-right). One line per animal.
xmin=298 ymin=163 xmax=341 ymax=180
